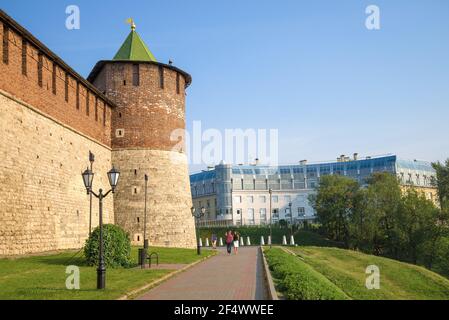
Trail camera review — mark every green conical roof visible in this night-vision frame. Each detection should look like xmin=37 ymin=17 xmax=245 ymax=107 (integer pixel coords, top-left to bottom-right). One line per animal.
xmin=113 ymin=26 xmax=157 ymax=62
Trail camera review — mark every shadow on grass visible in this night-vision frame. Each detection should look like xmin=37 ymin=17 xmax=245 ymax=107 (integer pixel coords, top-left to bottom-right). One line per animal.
xmin=33 ymin=252 xmax=89 ymax=267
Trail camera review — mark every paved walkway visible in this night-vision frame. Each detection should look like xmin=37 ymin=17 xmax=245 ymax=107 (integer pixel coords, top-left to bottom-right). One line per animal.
xmin=137 ymin=247 xmax=267 ymax=300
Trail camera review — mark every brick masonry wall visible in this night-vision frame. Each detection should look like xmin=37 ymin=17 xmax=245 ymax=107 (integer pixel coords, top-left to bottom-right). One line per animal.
xmin=0 ymin=21 xmax=113 ymax=147
xmin=0 ymin=92 xmax=114 ymax=256
xmin=92 ymin=62 xmax=186 ymax=151
xmin=112 ymin=149 xmax=196 ymax=248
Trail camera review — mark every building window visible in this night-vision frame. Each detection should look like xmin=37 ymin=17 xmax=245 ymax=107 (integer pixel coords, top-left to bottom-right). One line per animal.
xmin=52 ymin=63 xmax=57 ymax=95
xmin=247 ymin=196 xmax=254 ymax=203
xmin=298 ymin=207 xmax=305 ymax=216
xmin=37 ymin=52 xmax=43 ymax=87
xmin=2 ymin=25 xmax=9 ymax=64
xmin=158 ymin=65 xmax=164 ymax=89
xmin=132 ymin=64 xmax=140 ymax=86
xmin=259 ymin=196 xmax=266 ymax=203
xmin=272 ymin=196 xmax=278 ymax=203
xmin=234 ymin=196 xmax=242 ymax=204
xmin=284 ymin=195 xmax=291 ymax=203
xmin=247 ymin=209 xmax=255 ymax=225
xmin=260 ymin=208 xmax=267 ymax=221
xmin=21 ymin=39 xmax=27 ymax=75
xmin=116 ymin=129 xmax=124 ymax=138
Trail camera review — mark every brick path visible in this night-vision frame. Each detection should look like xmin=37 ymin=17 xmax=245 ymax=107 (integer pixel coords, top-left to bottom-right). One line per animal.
xmin=137 ymin=247 xmax=267 ymax=300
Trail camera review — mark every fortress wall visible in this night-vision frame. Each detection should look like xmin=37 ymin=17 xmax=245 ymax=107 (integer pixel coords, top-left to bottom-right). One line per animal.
xmin=0 ymin=19 xmax=113 ymax=147
xmin=112 ymin=149 xmax=196 ymax=248
xmin=0 ymin=92 xmax=114 ymax=256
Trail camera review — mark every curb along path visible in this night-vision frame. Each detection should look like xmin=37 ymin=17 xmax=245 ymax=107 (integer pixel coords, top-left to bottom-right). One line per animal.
xmin=137 ymin=247 xmax=268 ymax=300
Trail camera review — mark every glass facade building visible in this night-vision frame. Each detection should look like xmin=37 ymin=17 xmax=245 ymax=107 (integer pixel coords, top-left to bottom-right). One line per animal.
xmin=190 ymin=155 xmax=437 ymax=226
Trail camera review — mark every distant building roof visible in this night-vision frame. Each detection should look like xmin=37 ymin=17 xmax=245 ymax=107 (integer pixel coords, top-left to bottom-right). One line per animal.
xmin=113 ymin=24 xmax=157 ymax=62
xmin=396 ymin=159 xmax=435 ymax=172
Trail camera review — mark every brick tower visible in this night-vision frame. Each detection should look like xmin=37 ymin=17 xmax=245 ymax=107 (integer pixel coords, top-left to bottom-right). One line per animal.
xmin=88 ymin=21 xmax=196 ymax=248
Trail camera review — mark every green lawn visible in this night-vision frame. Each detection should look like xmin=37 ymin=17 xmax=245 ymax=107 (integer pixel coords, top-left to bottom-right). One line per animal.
xmin=271 ymin=246 xmax=449 ymax=300
xmin=0 ymin=246 xmax=213 ymax=300
xmin=264 ymin=248 xmax=349 ymax=300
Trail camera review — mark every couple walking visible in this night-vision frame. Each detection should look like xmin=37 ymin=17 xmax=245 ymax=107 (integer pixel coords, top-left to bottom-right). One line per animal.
xmin=225 ymin=230 xmax=240 ymax=255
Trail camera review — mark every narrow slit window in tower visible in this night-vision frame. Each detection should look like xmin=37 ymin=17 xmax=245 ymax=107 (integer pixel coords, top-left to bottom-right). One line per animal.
xmin=132 ymin=64 xmax=140 ymax=86
xmin=158 ymin=65 xmax=164 ymax=89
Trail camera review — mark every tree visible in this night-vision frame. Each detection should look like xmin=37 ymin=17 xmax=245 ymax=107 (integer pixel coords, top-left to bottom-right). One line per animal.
xmin=361 ymin=173 xmax=403 ymax=257
xmin=432 ymin=159 xmax=449 ymax=209
xmin=399 ymin=189 xmax=440 ymax=264
xmin=309 ymin=175 xmax=359 ymax=246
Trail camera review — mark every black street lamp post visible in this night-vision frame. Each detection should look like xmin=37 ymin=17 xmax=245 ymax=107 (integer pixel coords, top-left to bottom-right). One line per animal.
xmin=88 ymin=151 xmax=95 ymax=236
xmin=143 ymin=174 xmax=148 ymax=250
xmin=191 ymin=206 xmax=205 ymax=255
xmin=82 ymin=166 xmax=120 ymax=290
xmin=269 ymin=188 xmax=273 ymax=248
xmin=289 ymin=202 xmax=293 ymax=240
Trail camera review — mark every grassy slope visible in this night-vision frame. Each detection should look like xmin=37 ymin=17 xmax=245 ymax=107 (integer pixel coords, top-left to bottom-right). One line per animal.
xmin=264 ymin=248 xmax=349 ymax=300
xmin=289 ymin=246 xmax=449 ymax=300
xmin=0 ymin=246 xmax=213 ymax=300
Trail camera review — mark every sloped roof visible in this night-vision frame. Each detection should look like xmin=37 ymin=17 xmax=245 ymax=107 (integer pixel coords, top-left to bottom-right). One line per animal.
xmin=113 ymin=29 xmax=157 ymax=62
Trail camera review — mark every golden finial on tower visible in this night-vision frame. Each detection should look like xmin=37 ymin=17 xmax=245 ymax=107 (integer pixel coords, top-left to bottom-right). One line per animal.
xmin=126 ymin=18 xmax=136 ymax=31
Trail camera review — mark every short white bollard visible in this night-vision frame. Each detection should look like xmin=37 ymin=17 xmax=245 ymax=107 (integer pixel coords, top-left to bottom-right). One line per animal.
xmin=282 ymin=235 xmax=287 ymax=245
xmin=260 ymin=236 xmax=265 ymax=246
xmin=199 ymin=238 xmax=203 ymax=247
xmin=219 ymin=237 xmax=224 ymax=247
xmin=268 ymin=235 xmax=272 ymax=245
xmin=205 ymin=238 xmax=210 ymax=247
xmin=290 ymin=235 xmax=295 ymax=245
xmin=246 ymin=236 xmax=251 ymax=246
xmin=240 ymin=237 xmax=244 ymax=246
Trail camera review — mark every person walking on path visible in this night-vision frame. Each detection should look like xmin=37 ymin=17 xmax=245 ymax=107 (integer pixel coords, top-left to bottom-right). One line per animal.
xmin=233 ymin=231 xmax=240 ymax=255
xmin=225 ymin=230 xmax=233 ymax=255
xmin=211 ymin=233 xmax=217 ymax=249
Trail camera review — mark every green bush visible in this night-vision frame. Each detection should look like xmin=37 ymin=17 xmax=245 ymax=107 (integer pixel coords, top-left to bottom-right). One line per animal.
xmin=264 ymin=248 xmax=348 ymax=300
xmin=84 ymin=224 xmax=132 ymax=268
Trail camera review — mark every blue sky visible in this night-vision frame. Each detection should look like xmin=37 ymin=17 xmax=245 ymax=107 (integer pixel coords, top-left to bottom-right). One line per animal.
xmin=2 ymin=0 xmax=449 ymax=170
